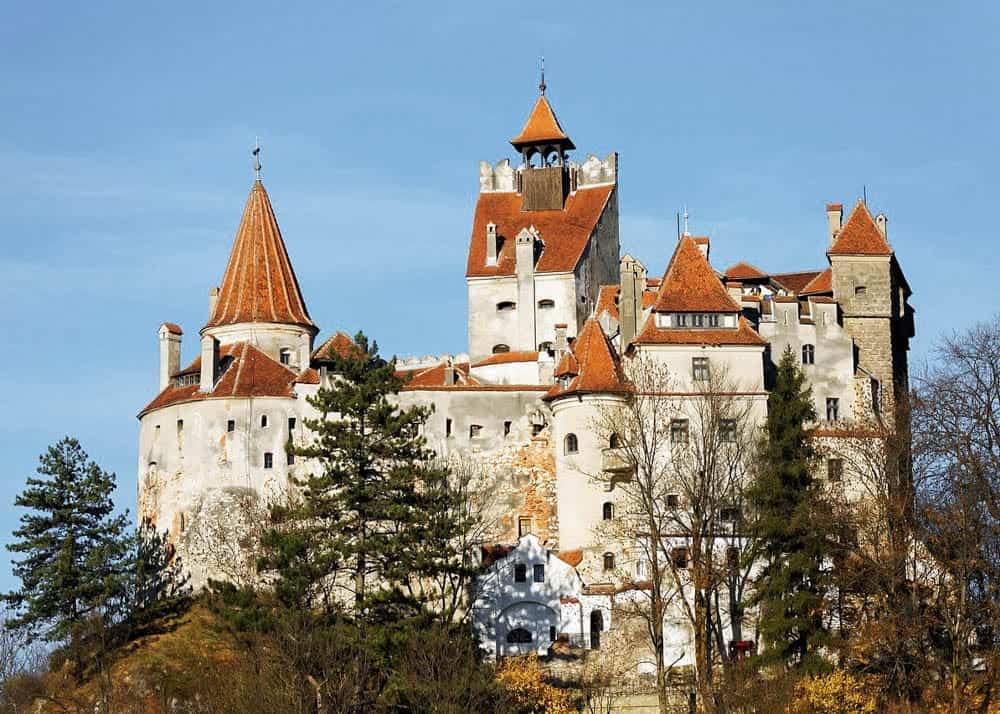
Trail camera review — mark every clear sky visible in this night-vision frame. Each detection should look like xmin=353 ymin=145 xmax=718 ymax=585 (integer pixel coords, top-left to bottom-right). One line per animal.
xmin=1 ymin=1 xmax=997 ymax=591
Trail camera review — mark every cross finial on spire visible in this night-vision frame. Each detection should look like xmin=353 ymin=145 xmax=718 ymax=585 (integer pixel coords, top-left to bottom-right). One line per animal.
xmin=539 ymin=56 xmax=546 ymax=95
xmin=252 ymin=137 xmax=262 ymax=182
xmin=683 ymin=205 xmax=691 ymax=237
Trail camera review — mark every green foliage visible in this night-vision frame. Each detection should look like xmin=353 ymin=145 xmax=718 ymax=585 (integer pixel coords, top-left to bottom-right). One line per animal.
xmin=123 ymin=521 xmax=191 ymax=632
xmin=259 ymin=331 xmax=474 ymax=622
xmin=749 ymin=346 xmax=833 ymax=671
xmin=4 ymin=438 xmax=132 ymax=664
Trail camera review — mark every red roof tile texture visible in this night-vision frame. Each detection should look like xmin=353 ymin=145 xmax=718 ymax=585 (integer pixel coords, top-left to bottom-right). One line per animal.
xmin=654 ymin=236 xmax=741 ymax=313
xmin=800 ymin=267 xmax=833 ymax=294
xmin=828 ymin=202 xmax=892 ymax=256
xmin=399 ymin=362 xmax=476 ymax=388
xmin=205 ymin=181 xmax=316 ymax=331
xmin=472 ymin=351 xmax=540 ymax=367
xmin=466 ymin=184 xmax=615 ymax=277
xmin=140 ymin=342 xmax=299 ymax=415
xmin=311 ymin=331 xmax=360 ymax=361
xmin=771 ymin=270 xmax=823 ymax=294
xmin=724 ymin=261 xmax=768 ymax=280
xmin=545 ymin=319 xmax=627 ymax=400
xmin=510 ymin=95 xmax=574 ymax=148
xmin=161 ymin=322 xmax=183 ymax=335
xmin=634 ymin=315 xmax=767 ymax=346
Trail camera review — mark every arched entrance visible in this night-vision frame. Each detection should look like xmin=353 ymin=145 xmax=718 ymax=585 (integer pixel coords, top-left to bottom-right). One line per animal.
xmin=590 ymin=609 xmax=604 ymax=650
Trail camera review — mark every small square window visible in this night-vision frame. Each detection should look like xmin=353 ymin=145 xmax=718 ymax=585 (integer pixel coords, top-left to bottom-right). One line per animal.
xmin=603 ymin=552 xmax=616 ymax=571
xmin=263 ymin=452 xmax=273 ymax=469
xmin=692 ymin=314 xmax=704 ymax=327
xmin=287 ymin=451 xmax=295 ymax=466
xmin=227 ymin=419 xmax=235 ymax=433
xmin=518 ymin=517 xmax=532 ymax=538
xmin=826 ymin=398 xmax=840 ymax=422
xmin=828 ymin=458 xmax=843 ymax=483
xmin=279 ymin=349 xmax=291 ymax=365
xmin=670 ymin=420 xmax=689 ymax=444
xmin=504 ymin=420 xmax=512 ymax=437
xmin=514 ymin=563 xmax=527 ymax=583
xmin=470 ymin=424 xmax=482 ymax=438
xmin=719 ymin=506 xmax=741 ymax=522
xmin=692 ymin=357 xmax=710 ymax=381
xmin=288 ymin=417 xmax=296 ymax=432
xmin=671 ymin=547 xmax=689 ymax=569
xmin=667 ymin=493 xmax=680 ymax=508
xmin=719 ymin=419 xmax=737 ymax=443
xmin=533 ymin=564 xmax=545 ymax=583
xmin=708 ymin=314 xmax=719 ymax=327
xmin=677 ymin=313 xmax=688 ymax=327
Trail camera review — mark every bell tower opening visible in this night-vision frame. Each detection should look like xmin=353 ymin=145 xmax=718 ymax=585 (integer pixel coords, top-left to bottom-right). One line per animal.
xmin=510 ymin=71 xmax=575 ymax=212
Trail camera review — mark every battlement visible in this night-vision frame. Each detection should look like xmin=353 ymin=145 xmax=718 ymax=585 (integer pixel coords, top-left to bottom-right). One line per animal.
xmin=478 ymin=152 xmax=617 ymax=194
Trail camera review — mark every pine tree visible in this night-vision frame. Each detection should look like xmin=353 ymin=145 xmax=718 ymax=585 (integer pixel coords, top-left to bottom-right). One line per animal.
xmin=4 ymin=437 xmax=132 ymax=680
xmin=748 ymin=346 xmax=833 ymax=671
xmin=260 ymin=332 xmax=473 ymax=624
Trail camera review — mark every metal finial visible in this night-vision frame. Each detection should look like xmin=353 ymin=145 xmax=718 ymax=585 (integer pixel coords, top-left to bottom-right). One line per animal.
xmin=253 ymin=136 xmax=262 ymax=181
xmin=683 ymin=206 xmax=691 ymax=237
xmin=539 ymin=56 xmax=546 ymax=95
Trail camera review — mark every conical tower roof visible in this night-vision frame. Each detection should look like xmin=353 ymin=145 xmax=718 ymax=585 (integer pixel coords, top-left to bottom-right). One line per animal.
xmin=204 ymin=181 xmax=316 ymax=332
xmin=653 ymin=236 xmax=741 ymax=313
xmin=510 ymin=95 xmax=575 ymax=150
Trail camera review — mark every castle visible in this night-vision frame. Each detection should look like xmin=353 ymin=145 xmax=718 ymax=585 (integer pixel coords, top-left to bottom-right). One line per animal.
xmin=137 ymin=82 xmax=914 ymax=665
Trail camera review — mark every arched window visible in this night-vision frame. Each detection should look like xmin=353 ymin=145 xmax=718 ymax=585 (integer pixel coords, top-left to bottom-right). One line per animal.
xmin=506 ymin=628 xmax=533 ymax=643
xmin=538 ymin=299 xmax=555 ymax=309
xmin=564 ymin=433 xmax=579 ymax=454
xmin=609 ymin=433 xmax=621 ymax=449
xmin=603 ymin=552 xmax=615 ymax=571
xmin=492 ymin=344 xmax=510 ymax=354
xmin=802 ymin=344 xmax=815 ymax=365
xmin=602 ymin=502 xmax=613 ymax=521
xmin=496 ymin=301 xmax=516 ymax=312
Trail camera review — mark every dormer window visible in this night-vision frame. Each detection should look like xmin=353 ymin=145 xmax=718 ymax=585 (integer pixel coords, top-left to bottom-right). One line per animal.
xmin=496 ymin=301 xmax=516 ymax=312
xmin=677 ymin=313 xmax=689 ymax=327
xmin=279 ymin=348 xmax=292 ymax=365
xmin=708 ymin=314 xmax=719 ymax=327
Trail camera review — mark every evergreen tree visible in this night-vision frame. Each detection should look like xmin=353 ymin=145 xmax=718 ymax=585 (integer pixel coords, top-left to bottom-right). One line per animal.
xmin=748 ymin=346 xmax=833 ymax=671
xmin=4 ymin=437 xmax=131 ymax=680
xmin=123 ymin=520 xmax=191 ymax=631
xmin=261 ymin=332 xmax=473 ymax=624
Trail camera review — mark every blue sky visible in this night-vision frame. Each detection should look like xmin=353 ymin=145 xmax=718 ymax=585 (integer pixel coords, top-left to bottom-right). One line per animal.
xmin=1 ymin=1 xmax=997 ymax=590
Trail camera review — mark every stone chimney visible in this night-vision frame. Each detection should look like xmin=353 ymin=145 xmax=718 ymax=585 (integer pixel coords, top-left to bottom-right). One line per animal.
xmin=619 ymin=255 xmax=647 ymax=347
xmin=554 ymin=323 xmax=568 ymax=357
xmin=694 ymin=236 xmax=710 ymax=260
xmin=208 ymin=287 xmax=219 ymax=318
xmin=515 ymin=227 xmax=538 ymax=351
xmin=158 ymin=323 xmax=182 ymax=391
xmin=486 ymin=222 xmax=498 ymax=266
xmin=443 ymin=360 xmax=456 ymax=386
xmin=826 ymin=204 xmax=843 ymax=247
xmin=876 ymin=212 xmax=888 ymax=239
xmin=199 ymin=334 xmax=219 ymax=393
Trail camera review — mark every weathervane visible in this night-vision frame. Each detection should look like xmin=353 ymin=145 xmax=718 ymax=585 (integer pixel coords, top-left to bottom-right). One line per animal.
xmin=539 ymin=56 xmax=546 ymax=95
xmin=253 ymin=137 xmax=262 ymax=181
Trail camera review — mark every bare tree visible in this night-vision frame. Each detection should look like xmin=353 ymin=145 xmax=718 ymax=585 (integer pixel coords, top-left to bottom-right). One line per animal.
xmin=592 ymin=356 xmax=763 ymax=712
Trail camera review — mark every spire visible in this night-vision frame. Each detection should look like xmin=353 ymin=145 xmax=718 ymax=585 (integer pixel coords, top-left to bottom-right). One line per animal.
xmin=204 ymin=181 xmax=317 ymax=332
xmin=510 ymin=72 xmax=575 ymax=152
xmin=253 ymin=137 xmax=261 ymax=182
xmin=539 ymin=56 xmax=546 ymax=95
xmin=682 ymin=206 xmax=690 ymax=237
xmin=653 ymin=236 xmax=741 ymax=313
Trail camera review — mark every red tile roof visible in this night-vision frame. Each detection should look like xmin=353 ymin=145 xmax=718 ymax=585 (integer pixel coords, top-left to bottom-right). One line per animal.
xmin=399 ymin=362 xmax=476 ymax=388
xmin=724 ymin=261 xmax=768 ymax=280
xmin=634 ymin=315 xmax=767 ymax=346
xmin=545 ymin=319 xmax=627 ymax=400
xmin=140 ymin=342 xmax=299 ymax=416
xmin=472 ymin=351 xmax=539 ymax=367
xmin=296 ymin=367 xmax=320 ymax=384
xmin=161 ymin=322 xmax=183 ymax=335
xmin=205 ymin=181 xmax=316 ymax=332
xmin=829 ymin=201 xmax=892 ymax=256
xmin=653 ymin=237 xmax=741 ymax=313
xmin=311 ymin=331 xmax=360 ymax=361
xmin=510 ymin=95 xmax=575 ymax=149
xmin=466 ymin=184 xmax=615 ymax=277
xmin=595 ymin=285 xmax=656 ymax=322
xmin=555 ymin=549 xmax=583 ymax=567
xmin=771 ymin=270 xmax=823 ymax=294
xmin=800 ymin=267 xmax=833 ymax=295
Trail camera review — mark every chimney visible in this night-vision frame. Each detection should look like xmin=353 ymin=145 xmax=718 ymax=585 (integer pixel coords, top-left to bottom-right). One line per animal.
xmin=199 ymin=334 xmax=219 ymax=392
xmin=694 ymin=236 xmax=710 ymax=260
xmin=208 ymin=287 xmax=220 ymax=318
xmin=826 ymin=204 xmax=843 ymax=247
xmin=554 ymin=323 xmax=568 ymax=356
xmin=486 ymin=222 xmax=498 ymax=266
xmin=443 ymin=360 xmax=456 ymax=386
xmin=158 ymin=323 xmax=182 ymax=391
xmin=515 ymin=227 xmax=538 ymax=351
xmin=619 ymin=255 xmax=647 ymax=347
xmin=876 ymin=213 xmax=888 ymax=239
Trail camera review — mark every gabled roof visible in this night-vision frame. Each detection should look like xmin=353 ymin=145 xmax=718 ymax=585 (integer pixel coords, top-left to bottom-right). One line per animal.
xmin=205 ymin=181 xmax=316 ymax=332
xmin=828 ymin=201 xmax=893 ymax=256
xmin=724 ymin=261 xmax=768 ymax=280
xmin=545 ymin=319 xmax=626 ymax=400
xmin=800 ymin=267 xmax=833 ymax=295
xmin=472 ymin=351 xmax=540 ymax=367
xmin=595 ymin=284 xmax=657 ymax=322
xmin=510 ymin=95 xmax=575 ymax=150
xmin=770 ymin=270 xmax=823 ymax=294
xmin=311 ymin=331 xmax=360 ymax=361
xmin=399 ymin=361 xmax=477 ymax=388
xmin=653 ymin=236 xmax=741 ymax=313
xmin=140 ymin=342 xmax=300 ymax=416
xmin=466 ymin=184 xmax=615 ymax=277
xmin=634 ymin=315 xmax=767 ymax=347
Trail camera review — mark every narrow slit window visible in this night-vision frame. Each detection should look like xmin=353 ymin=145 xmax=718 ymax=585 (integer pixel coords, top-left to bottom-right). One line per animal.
xmin=564 ymin=433 xmax=579 ymax=454
xmin=445 ymin=418 xmax=453 ymax=437
xmin=828 ymin=458 xmax=844 ymax=482
xmin=603 ymin=552 xmax=615 ymax=571
xmin=602 ymin=502 xmax=613 ymax=521
xmin=802 ymin=344 xmax=815 ymax=365
xmin=533 ymin=564 xmax=545 ymax=583
xmin=504 ymin=420 xmax=512 ymax=437
xmin=227 ymin=419 xmax=235 ymax=433
xmin=263 ymin=452 xmax=273 ymax=469
xmin=261 ymin=414 xmax=268 ymax=428
xmin=826 ymin=397 xmax=840 ymax=422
